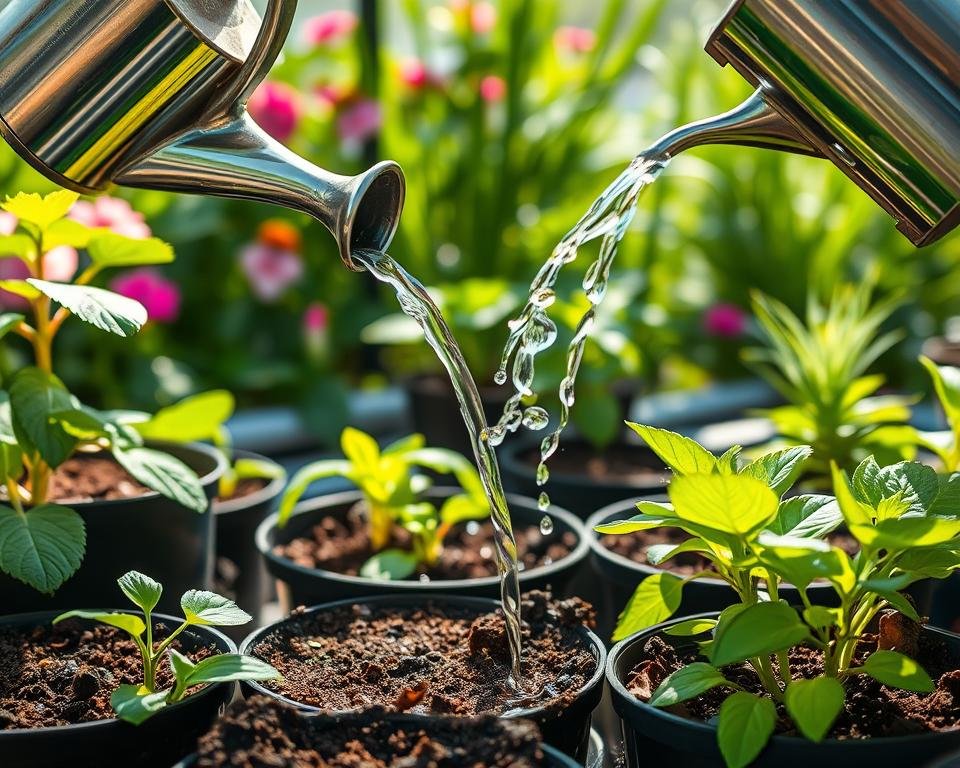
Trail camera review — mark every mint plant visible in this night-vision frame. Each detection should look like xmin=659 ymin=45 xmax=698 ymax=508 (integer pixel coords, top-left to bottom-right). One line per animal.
xmin=604 ymin=436 xmax=960 ymax=767
xmin=0 ymin=191 xmax=208 ymax=596
xmin=279 ymin=427 xmax=489 ymax=579
xmin=54 ymin=570 xmax=278 ymax=724
xmin=745 ymin=284 xmax=917 ymax=485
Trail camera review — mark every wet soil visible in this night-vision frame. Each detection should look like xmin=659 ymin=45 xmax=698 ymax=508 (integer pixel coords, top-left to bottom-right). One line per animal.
xmin=46 ymin=456 xmax=150 ymax=503
xmin=0 ymin=620 xmax=215 ymax=729
xmin=521 ymin=442 xmax=669 ymax=485
xmin=251 ymin=592 xmax=597 ymax=717
xmin=627 ymin=614 xmax=960 ymax=739
xmin=215 ymin=478 xmax=268 ymax=505
xmin=194 ymin=695 xmax=550 ymax=767
xmin=278 ymin=503 xmax=576 ymax=580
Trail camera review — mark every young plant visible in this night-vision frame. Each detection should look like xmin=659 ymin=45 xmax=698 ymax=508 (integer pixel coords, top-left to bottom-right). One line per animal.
xmin=918 ymin=354 xmax=960 ymax=472
xmin=745 ymin=284 xmax=917 ymax=484
xmin=279 ymin=427 xmax=489 ymax=578
xmin=54 ymin=571 xmax=278 ymax=724
xmin=614 ymin=450 xmax=960 ymax=767
xmin=0 ymin=191 xmax=208 ymax=596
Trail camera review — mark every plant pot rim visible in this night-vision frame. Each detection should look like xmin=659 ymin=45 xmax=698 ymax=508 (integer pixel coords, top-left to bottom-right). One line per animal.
xmin=0 ymin=609 xmax=236 ymax=738
xmin=256 ymin=487 xmax=590 ymax=592
xmin=240 ymin=592 xmax=606 ymax=723
xmin=607 ymin=610 xmax=960 ymax=750
xmin=212 ymin=450 xmax=285 ymax=516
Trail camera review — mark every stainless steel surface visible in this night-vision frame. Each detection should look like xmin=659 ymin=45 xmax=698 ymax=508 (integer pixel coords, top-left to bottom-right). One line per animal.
xmin=703 ymin=0 xmax=960 ymax=246
xmin=0 ymin=0 xmax=405 ymax=266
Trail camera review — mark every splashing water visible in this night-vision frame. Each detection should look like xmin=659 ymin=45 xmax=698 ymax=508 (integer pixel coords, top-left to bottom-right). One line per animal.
xmin=539 ymin=514 xmax=554 ymax=535
xmin=491 ymin=151 xmax=670 ymax=507
xmin=352 ymin=249 xmax=528 ymax=691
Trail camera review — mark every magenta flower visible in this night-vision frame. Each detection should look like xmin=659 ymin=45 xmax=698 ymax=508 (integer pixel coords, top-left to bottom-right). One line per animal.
xmin=303 ymin=10 xmax=357 ymax=46
xmin=304 ymin=302 xmax=329 ymax=333
xmin=703 ymin=303 xmax=747 ymax=338
xmin=239 ymin=241 xmax=303 ymax=302
xmin=248 ymin=81 xmax=301 ymax=144
xmin=0 ymin=239 xmax=78 ymax=309
xmin=400 ymin=58 xmax=429 ymax=89
xmin=555 ymin=26 xmax=596 ymax=54
xmin=110 ymin=268 xmax=180 ymax=323
xmin=69 ymin=196 xmax=151 ymax=238
xmin=337 ymin=99 xmax=381 ymax=143
xmin=479 ymin=75 xmax=506 ymax=102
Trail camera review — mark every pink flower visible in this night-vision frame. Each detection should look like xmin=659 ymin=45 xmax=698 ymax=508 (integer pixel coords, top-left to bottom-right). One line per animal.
xmin=239 ymin=242 xmax=303 ymax=302
xmin=479 ymin=75 xmax=506 ymax=102
xmin=304 ymin=302 xmax=330 ymax=362
xmin=470 ymin=2 xmax=496 ymax=34
xmin=0 ymin=212 xmax=17 ymax=235
xmin=248 ymin=81 xmax=301 ymax=144
xmin=400 ymin=58 xmax=429 ymax=89
xmin=554 ymin=26 xmax=595 ymax=54
xmin=69 ymin=196 xmax=151 ymax=238
xmin=337 ymin=99 xmax=381 ymax=143
xmin=304 ymin=10 xmax=357 ymax=46
xmin=110 ymin=268 xmax=180 ymax=323
xmin=304 ymin=302 xmax=328 ymax=333
xmin=0 ymin=246 xmax=78 ymax=309
xmin=315 ymin=83 xmax=351 ymax=108
xmin=703 ymin=303 xmax=747 ymax=338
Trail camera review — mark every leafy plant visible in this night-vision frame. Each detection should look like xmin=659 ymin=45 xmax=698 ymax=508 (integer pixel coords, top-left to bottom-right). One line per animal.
xmin=0 ymin=191 xmax=209 ymax=595
xmin=918 ymin=355 xmax=960 ymax=473
xmin=601 ymin=428 xmax=960 ymax=766
xmin=279 ymin=427 xmax=488 ymax=578
xmin=54 ymin=571 xmax=278 ymax=724
xmin=745 ymin=284 xmax=918 ymax=484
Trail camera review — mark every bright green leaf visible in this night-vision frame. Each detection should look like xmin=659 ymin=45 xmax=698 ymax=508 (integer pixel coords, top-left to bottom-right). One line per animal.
xmin=134 ymin=391 xmax=235 ymax=443
xmin=920 ymin=355 xmax=960 ymax=428
xmin=182 ymin=653 xmax=279 ymax=687
xmin=233 ymin=458 xmax=284 ymax=481
xmin=113 ymin=445 xmax=207 ymax=513
xmin=626 ymin=423 xmax=716 ymax=475
xmin=766 ymin=495 xmax=843 ymax=539
xmin=646 ymin=538 xmax=711 ymax=566
xmin=803 ymin=606 xmax=840 ymax=631
xmin=613 ymin=573 xmax=683 ymax=641
xmin=785 ymin=677 xmax=844 ymax=742
xmin=340 ymin=426 xmax=380 ymax=468
xmin=664 ymin=617 xmax=718 ymax=636
xmin=0 ymin=442 xmax=22 ymax=480
xmin=0 ymin=280 xmax=39 ymax=300
xmin=0 ymin=234 xmax=36 ymax=260
xmin=649 ymin=662 xmax=731 ymax=707
xmin=44 ymin=218 xmax=93 ymax=249
xmin=831 ymin=463 xmax=874 ymax=527
xmin=111 ymin=684 xmax=170 ymax=725
xmin=27 ymin=279 xmax=146 ymax=337
xmin=181 ymin=589 xmax=251 ymax=626
xmin=2 ymin=191 xmax=78 ymax=230
xmin=857 ymin=650 xmax=934 ymax=692
xmin=741 ymin=446 xmax=812 ymax=495
xmin=669 ymin=473 xmax=778 ymax=536
xmin=717 ymin=692 xmax=776 ymax=768
xmin=0 ymin=503 xmax=85 ymax=594
xmin=278 ymin=460 xmax=353 ymax=527
xmin=52 ymin=609 xmax=145 ymax=638
xmin=86 ymin=232 xmax=174 ymax=267
xmin=360 ymin=549 xmax=419 ymax=580
xmin=710 ymin=601 xmax=809 ymax=667
xmin=118 ymin=570 xmax=162 ymax=613
xmin=10 ymin=367 xmax=78 ymax=468
xmin=851 ymin=516 xmax=960 ymax=551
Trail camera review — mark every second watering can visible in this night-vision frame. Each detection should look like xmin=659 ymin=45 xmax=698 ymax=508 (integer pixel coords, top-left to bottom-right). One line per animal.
xmin=0 ymin=0 xmax=404 ymax=269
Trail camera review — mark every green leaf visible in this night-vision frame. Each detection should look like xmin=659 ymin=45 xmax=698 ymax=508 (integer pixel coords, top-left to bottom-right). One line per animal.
xmin=111 ymin=684 xmax=170 ymax=725
xmin=717 ymin=692 xmax=776 ymax=768
xmin=571 ymin=387 xmax=620 ymax=450
xmin=626 ymin=423 xmax=717 ymax=475
xmin=646 ymin=537 xmax=710 ymax=566
xmin=664 ymin=617 xmax=718 ymax=636
xmin=0 ymin=313 xmax=24 ymax=341
xmin=9 ymin=367 xmax=77 ymax=467
xmin=740 ymin=446 xmax=812 ymax=495
xmin=181 ymin=589 xmax=251 ymax=626
xmin=2 ymin=191 xmax=78 ymax=230
xmin=134 ymin=390 xmax=235 ymax=443
xmin=852 ymin=456 xmax=883 ymax=506
xmin=0 ymin=504 xmax=85 ymax=593
xmin=118 ymin=570 xmax=162 ymax=613
xmin=857 ymin=650 xmax=934 ymax=692
xmin=0 ymin=442 xmax=21 ymax=480
xmin=766 ymin=495 xmax=843 ymax=538
xmin=920 ymin=355 xmax=960 ymax=429
xmin=851 ymin=516 xmax=960 ymax=550
xmin=716 ymin=446 xmax=742 ymax=474
xmin=831 ymin=463 xmax=874 ymax=527
xmin=52 ymin=609 xmax=145 ymax=638
xmin=113 ymin=445 xmax=207 ymax=512
xmin=340 ymin=426 xmax=380 ymax=469
xmin=803 ymin=606 xmax=841 ymax=631
xmin=757 ymin=533 xmax=855 ymax=591
xmin=182 ymin=653 xmax=279 ymax=687
xmin=167 ymin=648 xmax=195 ymax=685
xmin=784 ymin=677 xmax=844 ymax=742
xmin=874 ymin=462 xmax=940 ymax=517
xmin=669 ymin=473 xmax=779 ymax=536
xmin=86 ymin=232 xmax=174 ymax=266
xmin=27 ymin=280 xmax=146 ymax=337
xmin=233 ymin=458 xmax=284 ymax=481
xmin=649 ymin=662 xmax=731 ymax=707
xmin=613 ymin=573 xmax=683 ymax=641
xmin=360 ymin=549 xmax=419 ymax=580
xmin=896 ymin=548 xmax=960 ymax=578
xmin=0 ymin=234 xmax=36 ymax=260
xmin=710 ymin=601 xmax=809 ymax=667
xmin=875 ymin=589 xmax=921 ymax=623
xmin=438 ymin=493 xmax=489 ymax=525
xmin=44 ymin=218 xmax=93 ymax=249
xmin=278 ymin=460 xmax=352 ymax=527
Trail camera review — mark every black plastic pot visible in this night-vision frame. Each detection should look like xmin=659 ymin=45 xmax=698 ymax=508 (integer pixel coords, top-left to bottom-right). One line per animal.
xmin=586 ymin=500 xmax=836 ymax=642
xmin=240 ymin=593 xmax=606 ymax=763
xmin=0 ymin=610 xmax=235 ymax=768
xmin=256 ymin=487 xmax=589 ymax=610
xmin=0 ymin=441 xmax=226 ymax=615
xmin=607 ymin=612 xmax=960 ymax=768
xmin=212 ymin=450 xmax=284 ymax=637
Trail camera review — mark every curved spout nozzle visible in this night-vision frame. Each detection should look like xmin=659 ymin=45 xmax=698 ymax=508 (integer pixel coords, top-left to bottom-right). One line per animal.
xmin=646 ymin=89 xmax=819 ymax=159
xmin=114 ymin=112 xmax=405 ymax=269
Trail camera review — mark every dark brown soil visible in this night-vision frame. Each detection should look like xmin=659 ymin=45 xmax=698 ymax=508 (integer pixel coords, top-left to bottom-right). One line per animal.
xmin=251 ymin=592 xmax=597 ymax=717
xmin=46 ymin=456 xmax=150 ymax=502
xmin=627 ymin=615 xmax=960 ymax=739
xmin=215 ymin=478 xmax=268 ymax=504
xmin=522 ymin=442 xmax=669 ymax=485
xmin=0 ymin=620 xmax=215 ymax=729
xmin=278 ymin=503 xmax=576 ymax=580
xmin=194 ymin=696 xmax=551 ymax=767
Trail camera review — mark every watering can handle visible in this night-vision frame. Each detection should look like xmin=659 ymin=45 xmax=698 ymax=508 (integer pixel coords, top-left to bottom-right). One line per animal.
xmin=205 ymin=0 xmax=298 ymax=120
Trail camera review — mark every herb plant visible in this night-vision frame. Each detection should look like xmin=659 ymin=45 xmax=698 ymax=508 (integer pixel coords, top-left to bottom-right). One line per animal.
xmin=279 ymin=427 xmax=489 ymax=579
xmin=0 ymin=191 xmax=208 ymax=596
xmin=54 ymin=570 xmax=278 ymax=724
xmin=745 ymin=284 xmax=917 ymax=484
xmin=601 ymin=427 xmax=960 ymax=767
xmin=918 ymin=354 xmax=960 ymax=473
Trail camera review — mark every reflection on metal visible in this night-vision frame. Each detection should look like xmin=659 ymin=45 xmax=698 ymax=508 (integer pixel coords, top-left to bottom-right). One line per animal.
xmin=0 ymin=0 xmax=405 ymax=267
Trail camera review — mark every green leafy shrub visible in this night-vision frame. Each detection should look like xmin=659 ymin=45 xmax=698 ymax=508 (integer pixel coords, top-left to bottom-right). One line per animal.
xmin=278 ymin=427 xmax=488 ymax=579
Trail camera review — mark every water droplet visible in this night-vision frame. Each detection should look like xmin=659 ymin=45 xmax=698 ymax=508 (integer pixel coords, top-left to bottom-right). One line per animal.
xmin=522 ymin=311 xmax=557 ymax=353
xmin=539 ymin=514 xmax=554 ymax=534
xmin=419 ymin=573 xmax=431 ymax=583
xmin=560 ymin=376 xmax=576 ymax=407
xmin=536 ymin=462 xmax=550 ymax=486
xmin=540 ymin=431 xmax=560 ymax=462
xmin=531 ymin=288 xmax=556 ymax=308
xmin=466 ymin=521 xmax=480 ymax=535
xmin=522 ymin=406 xmax=549 ymax=431
xmin=538 ymin=493 xmax=550 ymax=513
xmin=494 ymin=369 xmax=507 ymax=385
xmin=512 ymin=352 xmax=535 ymax=397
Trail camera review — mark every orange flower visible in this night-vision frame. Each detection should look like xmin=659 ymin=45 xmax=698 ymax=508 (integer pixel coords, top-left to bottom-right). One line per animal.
xmin=257 ymin=219 xmax=301 ymax=252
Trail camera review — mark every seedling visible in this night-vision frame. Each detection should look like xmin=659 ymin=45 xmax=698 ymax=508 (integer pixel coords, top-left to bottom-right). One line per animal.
xmin=279 ymin=427 xmax=489 ymax=578
xmin=54 ymin=571 xmax=279 ymax=725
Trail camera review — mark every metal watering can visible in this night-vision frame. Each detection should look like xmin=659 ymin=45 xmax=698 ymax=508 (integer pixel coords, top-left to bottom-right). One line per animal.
xmin=0 ymin=0 xmax=404 ymax=269
xmin=648 ymin=0 xmax=959 ymax=247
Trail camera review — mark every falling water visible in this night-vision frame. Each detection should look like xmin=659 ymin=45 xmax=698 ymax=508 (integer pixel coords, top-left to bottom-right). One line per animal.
xmin=491 ymin=151 xmax=671 ymax=509
xmin=352 ymin=249 xmax=528 ymax=691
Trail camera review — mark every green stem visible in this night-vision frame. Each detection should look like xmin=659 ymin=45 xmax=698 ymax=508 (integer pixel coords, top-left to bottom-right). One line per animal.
xmin=152 ymin=620 xmax=189 ymax=664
